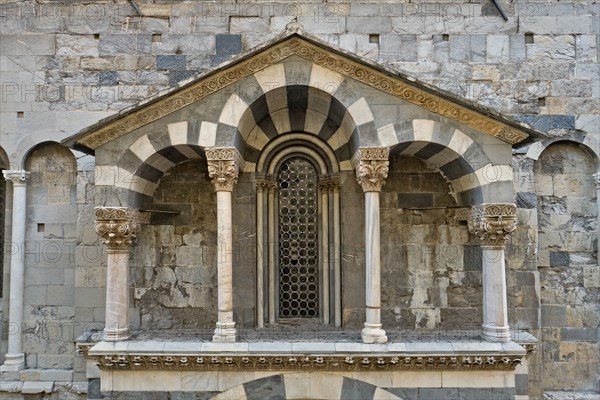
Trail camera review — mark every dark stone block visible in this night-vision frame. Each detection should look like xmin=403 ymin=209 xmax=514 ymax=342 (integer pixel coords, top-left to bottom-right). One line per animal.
xmin=515 ymin=374 xmax=529 ymax=395
xmin=550 ymin=251 xmax=569 ymax=267
xmin=216 ymin=34 xmax=242 ymax=56
xmin=98 ymin=70 xmax=118 ymax=85
xmin=88 ymin=378 xmax=101 ymax=400
xmin=157 ymin=55 xmax=187 ymax=70
xmin=541 ymin=304 xmax=566 ymax=326
xmin=419 ymin=388 xmax=460 ymax=400
xmin=385 ymin=388 xmax=419 ymax=399
xmin=515 ymin=271 xmax=536 ymax=287
xmin=169 ymin=69 xmax=198 ymax=85
xmin=397 ymin=193 xmax=434 ymax=208
xmin=464 ymin=245 xmax=482 ymax=271
xmin=244 ymin=374 xmax=285 ymax=400
xmin=561 ymin=327 xmax=599 ymax=342
xmin=516 ymin=192 xmax=537 ymax=209
xmin=492 ymin=387 xmax=516 ymax=399
xmin=458 ymin=388 xmax=494 ymax=400
xmin=512 ymin=114 xmax=575 ymax=131
xmin=341 ymin=377 xmax=377 ymax=400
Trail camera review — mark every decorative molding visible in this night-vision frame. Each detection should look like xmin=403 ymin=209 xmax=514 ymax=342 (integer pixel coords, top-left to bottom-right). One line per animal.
xmin=76 ymin=37 xmax=527 ymax=150
xmin=206 ymin=147 xmax=243 ymax=192
xmin=352 ymin=148 xmax=389 ymax=192
xmin=75 ymin=343 xmax=94 ymax=357
xmin=256 ymin=178 xmax=278 ymax=192
xmin=468 ymin=203 xmax=517 ymax=247
xmin=445 ymin=207 xmax=472 ymax=225
xmin=593 ymin=172 xmax=600 ymax=190
xmin=3 ymin=170 xmax=30 ymax=185
xmin=89 ymin=353 xmax=524 ymax=372
xmin=94 ymin=207 xmax=149 ymax=251
xmin=319 ymin=175 xmax=341 ymax=192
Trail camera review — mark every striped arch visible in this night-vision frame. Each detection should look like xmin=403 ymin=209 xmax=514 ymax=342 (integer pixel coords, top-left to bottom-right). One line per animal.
xmin=382 ymin=119 xmax=512 ymax=205
xmin=525 ymin=131 xmax=599 ymax=164
xmin=214 ymin=373 xmax=401 ymax=400
xmin=211 ymin=63 xmax=371 ymax=171
xmin=96 ymin=120 xmax=206 ymax=198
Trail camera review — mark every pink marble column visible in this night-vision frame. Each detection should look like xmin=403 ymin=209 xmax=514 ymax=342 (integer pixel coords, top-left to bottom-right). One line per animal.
xmin=206 ymin=148 xmax=243 ymax=343
xmin=95 ymin=207 xmax=148 ymax=341
xmin=352 ymin=148 xmax=389 ymax=344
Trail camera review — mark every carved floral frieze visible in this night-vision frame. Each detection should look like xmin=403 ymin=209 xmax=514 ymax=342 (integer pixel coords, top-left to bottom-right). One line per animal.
xmin=89 ymin=353 xmax=524 ymax=372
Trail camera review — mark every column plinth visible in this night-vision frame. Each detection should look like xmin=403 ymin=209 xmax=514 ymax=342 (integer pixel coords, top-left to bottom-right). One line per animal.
xmin=1 ymin=171 xmax=30 ymax=371
xmin=206 ymin=148 xmax=243 ymax=343
xmin=468 ymin=203 xmax=517 ymax=343
xmin=352 ymin=148 xmax=389 ymax=344
xmin=95 ymin=207 xmax=148 ymax=342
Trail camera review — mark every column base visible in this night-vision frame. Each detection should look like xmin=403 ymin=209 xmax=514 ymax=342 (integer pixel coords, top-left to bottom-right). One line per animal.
xmin=104 ymin=326 xmax=131 ymax=342
xmin=213 ymin=321 xmax=236 ymax=343
xmin=0 ymin=353 xmax=25 ymax=372
xmin=482 ymin=323 xmax=511 ymax=343
xmin=361 ymin=323 xmax=387 ymax=344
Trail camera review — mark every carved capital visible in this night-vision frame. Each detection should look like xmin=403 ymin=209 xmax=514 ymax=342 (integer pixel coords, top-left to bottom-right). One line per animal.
xmin=468 ymin=203 xmax=517 ymax=247
xmin=94 ymin=207 xmax=149 ymax=251
xmin=594 ymin=172 xmax=600 ymax=190
xmin=319 ymin=175 xmax=341 ymax=192
xmin=352 ymin=148 xmax=389 ymax=192
xmin=206 ymin=148 xmax=243 ymax=192
xmin=3 ymin=170 xmax=30 ymax=186
xmin=256 ymin=177 xmax=278 ymax=192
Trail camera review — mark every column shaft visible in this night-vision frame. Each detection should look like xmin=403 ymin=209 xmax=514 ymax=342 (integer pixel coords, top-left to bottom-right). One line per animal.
xmin=482 ymin=247 xmax=510 ymax=341
xmin=333 ymin=186 xmax=341 ymax=327
xmin=213 ymin=190 xmax=236 ymax=342
xmin=256 ymin=186 xmax=264 ymax=328
xmin=321 ymin=186 xmax=329 ymax=324
xmin=104 ymin=250 xmax=131 ymax=341
xmin=268 ymin=186 xmax=276 ymax=324
xmin=2 ymin=171 xmax=29 ymax=371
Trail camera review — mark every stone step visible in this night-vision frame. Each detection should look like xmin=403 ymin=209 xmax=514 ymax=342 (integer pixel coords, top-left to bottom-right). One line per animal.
xmin=19 ymin=368 xmax=73 ymax=382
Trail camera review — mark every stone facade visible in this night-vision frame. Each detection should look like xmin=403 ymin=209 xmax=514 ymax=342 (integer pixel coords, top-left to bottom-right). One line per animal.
xmin=0 ymin=1 xmax=598 ymax=399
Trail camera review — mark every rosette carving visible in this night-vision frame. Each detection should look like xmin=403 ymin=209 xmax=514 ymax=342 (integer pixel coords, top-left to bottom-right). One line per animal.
xmin=352 ymin=148 xmax=389 ymax=192
xmin=205 ymin=147 xmax=244 ymax=192
xmin=94 ymin=207 xmax=148 ymax=251
xmin=468 ymin=203 xmax=517 ymax=247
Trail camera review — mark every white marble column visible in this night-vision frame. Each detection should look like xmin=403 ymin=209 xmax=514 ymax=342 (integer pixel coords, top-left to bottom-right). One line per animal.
xmin=95 ymin=207 xmax=147 ymax=342
xmin=320 ymin=179 xmax=330 ymax=324
xmin=267 ymin=180 xmax=277 ymax=324
xmin=468 ymin=203 xmax=517 ymax=343
xmin=332 ymin=178 xmax=342 ymax=327
xmin=255 ymin=179 xmax=265 ymax=328
xmin=352 ymin=148 xmax=389 ymax=344
xmin=594 ymin=172 xmax=600 ymax=268
xmin=1 ymin=171 xmax=30 ymax=371
xmin=206 ymin=148 xmax=243 ymax=343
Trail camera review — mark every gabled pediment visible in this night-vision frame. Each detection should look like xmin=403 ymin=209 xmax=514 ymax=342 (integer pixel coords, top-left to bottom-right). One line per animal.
xmin=63 ymin=30 xmax=541 ymax=154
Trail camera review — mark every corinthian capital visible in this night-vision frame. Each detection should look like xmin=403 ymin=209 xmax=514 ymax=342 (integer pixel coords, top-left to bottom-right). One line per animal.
xmin=205 ymin=147 xmax=244 ymax=192
xmin=94 ymin=207 xmax=149 ymax=251
xmin=3 ymin=170 xmax=30 ymax=185
xmin=352 ymin=147 xmax=389 ymax=192
xmin=468 ymin=203 xmax=517 ymax=247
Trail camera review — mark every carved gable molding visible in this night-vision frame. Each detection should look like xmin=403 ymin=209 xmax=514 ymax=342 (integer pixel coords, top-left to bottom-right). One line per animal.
xmin=468 ymin=203 xmax=517 ymax=247
xmin=94 ymin=207 xmax=149 ymax=251
xmin=76 ymin=37 xmax=528 ymax=151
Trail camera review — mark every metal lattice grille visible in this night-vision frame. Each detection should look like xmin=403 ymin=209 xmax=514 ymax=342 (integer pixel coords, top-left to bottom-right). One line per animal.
xmin=278 ymin=157 xmax=319 ymax=318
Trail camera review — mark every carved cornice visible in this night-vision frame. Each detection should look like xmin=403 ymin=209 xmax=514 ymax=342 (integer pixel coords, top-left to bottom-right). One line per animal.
xmin=352 ymin=148 xmax=389 ymax=192
xmin=76 ymin=37 xmax=527 ymax=150
xmin=89 ymin=353 xmax=524 ymax=372
xmin=94 ymin=207 xmax=149 ymax=251
xmin=468 ymin=203 xmax=517 ymax=247
xmin=3 ymin=170 xmax=30 ymax=185
xmin=76 ymin=343 xmax=94 ymax=357
xmin=206 ymin=147 xmax=243 ymax=192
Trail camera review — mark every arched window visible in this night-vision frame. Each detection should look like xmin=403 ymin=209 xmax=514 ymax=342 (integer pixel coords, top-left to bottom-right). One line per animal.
xmin=255 ymin=138 xmax=341 ymax=327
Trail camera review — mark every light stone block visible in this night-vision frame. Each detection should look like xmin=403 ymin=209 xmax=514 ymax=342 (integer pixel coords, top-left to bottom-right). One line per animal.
xmin=309 ymin=64 xmax=344 ymax=94
xmin=212 ymin=383 xmax=248 ymax=400
xmin=168 ymin=121 xmax=189 ymax=146
xmin=254 ymin=64 xmax=287 ymax=93
xmin=441 ymin=370 xmax=514 ymax=388
xmin=198 ymin=121 xmax=218 ymax=147
xmin=391 ymin=371 xmax=442 ymax=387
xmin=347 ymin=97 xmax=374 ymax=126
xmin=181 ymin=371 xmax=219 ymax=391
xmin=219 ymin=93 xmax=248 ymax=127
xmin=292 ymin=342 xmax=336 ymax=353
xmin=111 ymin=371 xmax=182 ymax=391
xmin=309 ymin=372 xmax=344 ymax=400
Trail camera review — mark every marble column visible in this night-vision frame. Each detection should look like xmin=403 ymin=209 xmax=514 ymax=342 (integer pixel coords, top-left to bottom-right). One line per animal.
xmin=206 ymin=148 xmax=243 ymax=343
xmin=319 ymin=178 xmax=330 ymax=324
xmin=352 ymin=148 xmax=389 ymax=344
xmin=266 ymin=179 xmax=277 ymax=324
xmin=331 ymin=177 xmax=342 ymax=327
xmin=1 ymin=171 xmax=29 ymax=371
xmin=468 ymin=203 xmax=517 ymax=342
xmin=256 ymin=177 xmax=277 ymax=327
xmin=95 ymin=207 xmax=148 ymax=341
xmin=594 ymin=173 xmax=600 ymax=268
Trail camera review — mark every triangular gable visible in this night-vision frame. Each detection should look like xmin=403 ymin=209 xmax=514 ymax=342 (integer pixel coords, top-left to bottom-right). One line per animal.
xmin=63 ymin=31 xmax=542 ymax=153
